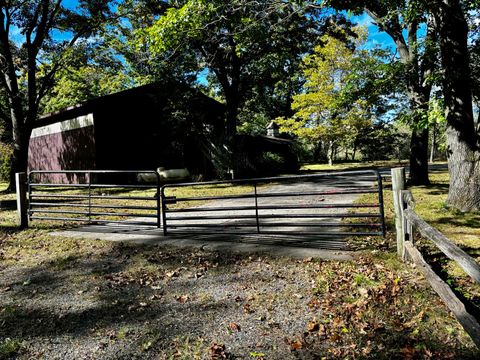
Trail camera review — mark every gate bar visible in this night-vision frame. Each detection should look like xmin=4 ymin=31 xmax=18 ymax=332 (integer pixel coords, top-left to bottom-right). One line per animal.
xmin=28 ymin=170 xmax=161 ymax=228
xmin=161 ymin=170 xmax=385 ymax=237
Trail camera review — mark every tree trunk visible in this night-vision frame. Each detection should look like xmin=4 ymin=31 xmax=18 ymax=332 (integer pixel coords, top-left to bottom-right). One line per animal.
xmin=364 ymin=9 xmax=433 ymax=185
xmin=8 ymin=112 xmax=30 ymax=192
xmin=445 ymin=129 xmax=480 ymax=211
xmin=223 ymin=83 xmax=240 ymax=177
xmin=352 ymin=140 xmax=357 ymax=161
xmin=435 ymin=0 xmax=480 ymax=211
xmin=313 ymin=141 xmax=323 ymax=162
xmin=430 ymin=122 xmax=436 ymax=163
xmin=327 ymin=141 xmax=334 ymax=166
xmin=409 ymin=127 xmax=430 ymax=185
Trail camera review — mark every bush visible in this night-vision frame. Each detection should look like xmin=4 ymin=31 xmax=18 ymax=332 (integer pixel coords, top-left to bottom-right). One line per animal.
xmin=0 ymin=142 xmax=12 ymax=182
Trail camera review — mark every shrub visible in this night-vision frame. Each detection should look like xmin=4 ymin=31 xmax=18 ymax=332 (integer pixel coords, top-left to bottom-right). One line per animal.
xmin=0 ymin=142 xmax=13 ymax=182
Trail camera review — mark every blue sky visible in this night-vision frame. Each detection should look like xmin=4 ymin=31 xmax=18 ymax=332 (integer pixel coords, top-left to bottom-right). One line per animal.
xmin=352 ymin=13 xmax=396 ymax=51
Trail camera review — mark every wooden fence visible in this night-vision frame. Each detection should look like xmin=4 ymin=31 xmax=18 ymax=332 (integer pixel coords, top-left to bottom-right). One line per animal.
xmin=391 ymin=168 xmax=480 ymax=348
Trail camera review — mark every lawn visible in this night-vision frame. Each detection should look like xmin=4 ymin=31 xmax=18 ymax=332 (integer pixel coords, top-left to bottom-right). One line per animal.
xmin=0 ymin=164 xmax=479 ymax=358
xmin=301 ymin=160 xmax=409 ymax=172
xmin=351 ymin=164 xmax=480 ymax=322
xmin=0 ymin=182 xmax=15 ymax=202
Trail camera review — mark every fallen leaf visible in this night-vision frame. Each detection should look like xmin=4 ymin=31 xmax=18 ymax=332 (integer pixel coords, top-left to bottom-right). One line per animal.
xmin=176 ymin=295 xmax=189 ymax=304
xmin=209 ymin=343 xmax=229 ymax=359
xmin=307 ymin=319 xmax=319 ymax=332
xmin=166 ymin=271 xmax=178 ymax=278
xmin=228 ymin=322 xmax=241 ymax=332
xmin=290 ymin=340 xmax=304 ymax=350
xmin=329 ymin=333 xmax=341 ymax=342
xmin=401 ymin=346 xmax=416 ymax=360
xmin=243 ymin=303 xmax=254 ymax=314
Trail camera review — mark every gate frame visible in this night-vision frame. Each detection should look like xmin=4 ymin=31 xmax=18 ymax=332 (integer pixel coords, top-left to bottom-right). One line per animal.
xmin=26 ymin=170 xmax=161 ymax=228
xmin=160 ymin=169 xmax=386 ymax=237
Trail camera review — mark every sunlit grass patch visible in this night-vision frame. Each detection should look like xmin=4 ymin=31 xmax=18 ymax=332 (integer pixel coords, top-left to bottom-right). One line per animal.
xmin=301 ymin=160 xmax=409 ymax=172
xmin=0 ymin=181 xmax=15 ymax=201
xmin=0 ymin=338 xmax=22 ymax=358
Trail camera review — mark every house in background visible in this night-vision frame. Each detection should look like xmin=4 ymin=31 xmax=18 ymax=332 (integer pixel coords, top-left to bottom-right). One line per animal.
xmin=28 ymin=81 xmax=225 ymax=183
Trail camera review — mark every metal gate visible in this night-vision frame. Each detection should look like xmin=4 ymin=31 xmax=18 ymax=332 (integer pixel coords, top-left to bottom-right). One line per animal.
xmin=160 ymin=170 xmax=386 ymax=237
xmin=28 ymin=170 xmax=161 ymax=227
xmin=27 ymin=169 xmax=386 ymax=239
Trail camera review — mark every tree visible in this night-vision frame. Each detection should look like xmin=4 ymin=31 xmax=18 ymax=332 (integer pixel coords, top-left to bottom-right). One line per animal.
xmin=141 ymin=0 xmax=346 ymax=173
xmin=276 ymin=33 xmax=377 ymax=165
xmin=325 ymin=0 xmax=438 ymax=185
xmin=427 ymin=0 xmax=480 ymax=211
xmin=106 ymin=0 xmax=196 ymax=86
xmin=469 ymin=5 xmax=480 ymax=111
xmin=41 ymin=42 xmax=131 ymax=113
xmin=327 ymin=0 xmax=480 ymax=211
xmin=0 ymin=0 xmax=112 ymax=191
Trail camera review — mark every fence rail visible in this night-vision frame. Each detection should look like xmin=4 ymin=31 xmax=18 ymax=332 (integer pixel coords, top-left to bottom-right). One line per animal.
xmin=391 ymin=168 xmax=480 ymax=348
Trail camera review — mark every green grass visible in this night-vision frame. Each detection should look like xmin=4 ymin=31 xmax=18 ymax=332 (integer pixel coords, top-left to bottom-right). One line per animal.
xmin=0 ymin=338 xmax=22 ymax=358
xmin=0 ymin=181 xmax=15 ymax=201
xmin=301 ymin=160 xmax=409 ymax=172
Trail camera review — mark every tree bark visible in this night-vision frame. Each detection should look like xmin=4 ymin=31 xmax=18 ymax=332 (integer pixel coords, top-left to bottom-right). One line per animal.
xmin=434 ymin=0 xmax=480 ymax=211
xmin=352 ymin=139 xmax=357 ymax=161
xmin=430 ymin=122 xmax=436 ymax=163
xmin=409 ymin=128 xmax=430 ymax=185
xmin=327 ymin=140 xmax=334 ymax=166
xmin=313 ymin=140 xmax=323 ymax=162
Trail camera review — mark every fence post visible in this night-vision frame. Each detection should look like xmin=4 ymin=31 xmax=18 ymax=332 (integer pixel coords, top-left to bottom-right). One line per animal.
xmin=15 ymin=172 xmax=28 ymax=229
xmin=391 ymin=167 xmax=406 ymax=259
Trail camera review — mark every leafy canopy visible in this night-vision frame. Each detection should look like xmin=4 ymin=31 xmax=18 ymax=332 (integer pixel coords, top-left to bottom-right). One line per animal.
xmin=276 ymin=30 xmax=378 ymax=147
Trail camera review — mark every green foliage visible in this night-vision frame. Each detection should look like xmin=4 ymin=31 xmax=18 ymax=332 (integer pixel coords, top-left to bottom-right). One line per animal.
xmin=276 ymin=31 xmax=387 ymax=161
xmin=139 ymin=0 xmax=343 ymax=129
xmin=0 ymin=1 xmax=116 ymax=184
xmin=41 ymin=42 xmax=132 ymax=113
xmin=0 ymin=142 xmax=13 ymax=182
xmin=357 ymin=122 xmax=410 ymax=161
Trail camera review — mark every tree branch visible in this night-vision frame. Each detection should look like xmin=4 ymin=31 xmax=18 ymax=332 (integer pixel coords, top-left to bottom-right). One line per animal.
xmin=36 ymin=32 xmax=85 ymax=109
xmin=365 ymin=8 xmax=411 ymax=63
xmin=31 ymin=0 xmax=52 ymax=54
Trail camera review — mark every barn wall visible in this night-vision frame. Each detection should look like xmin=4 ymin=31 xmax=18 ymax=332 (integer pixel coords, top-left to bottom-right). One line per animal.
xmin=28 ymin=114 xmax=96 ymax=183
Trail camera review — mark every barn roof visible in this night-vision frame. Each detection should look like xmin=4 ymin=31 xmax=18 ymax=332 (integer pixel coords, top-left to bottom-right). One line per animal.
xmin=36 ymin=80 xmax=225 ymax=127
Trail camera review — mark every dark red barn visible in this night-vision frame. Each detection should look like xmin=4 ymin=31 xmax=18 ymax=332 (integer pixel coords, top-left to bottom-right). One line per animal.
xmin=28 ymin=81 xmax=225 ymax=182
